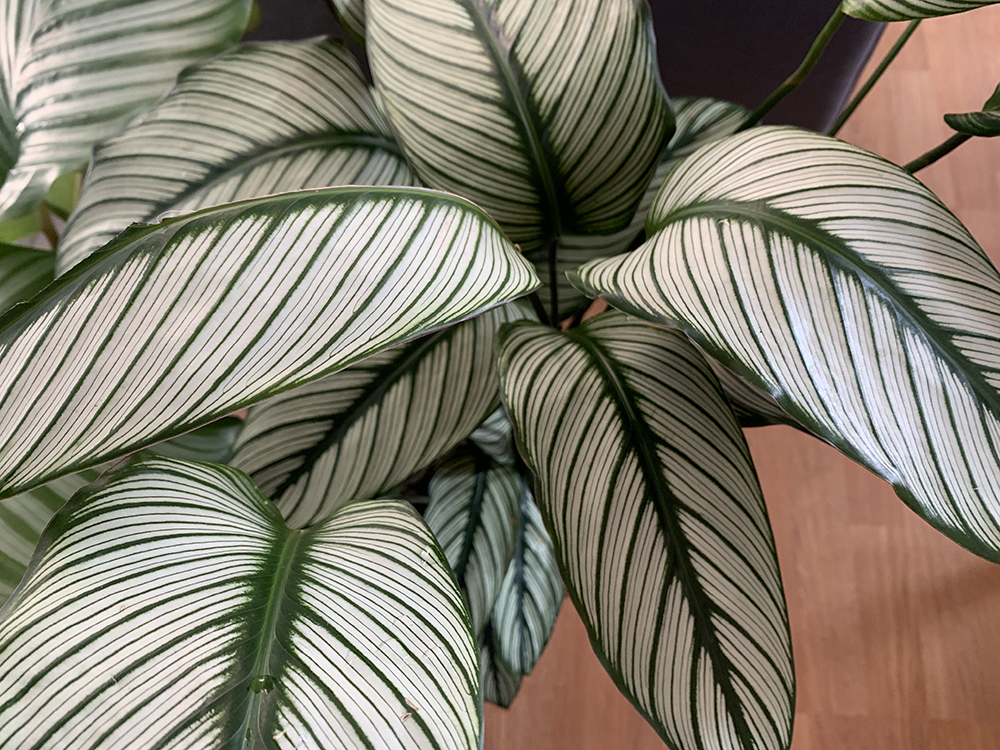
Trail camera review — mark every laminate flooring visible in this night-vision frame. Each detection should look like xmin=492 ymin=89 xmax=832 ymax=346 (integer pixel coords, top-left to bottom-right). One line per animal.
xmin=484 ymin=8 xmax=1000 ymax=749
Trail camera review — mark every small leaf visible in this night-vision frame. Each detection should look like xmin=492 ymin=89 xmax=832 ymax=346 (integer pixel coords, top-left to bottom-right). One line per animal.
xmin=0 ymin=243 xmax=53 ymax=314
xmin=470 ymin=408 xmax=516 ymax=467
xmin=329 ymin=0 xmax=367 ymax=42
xmin=574 ymin=125 xmax=1000 ymax=562
xmin=148 ymin=417 xmax=244 ymax=464
xmin=0 ymin=0 xmax=252 ymax=221
xmin=945 ymin=83 xmax=1000 ymax=137
xmin=0 ymin=457 xmax=480 ymax=748
xmin=498 ymin=312 xmax=793 ymax=750
xmin=479 ymin=625 xmax=523 ymax=710
xmin=58 ymin=37 xmax=412 ymax=273
xmin=425 ymin=449 xmax=521 ymax=637
xmin=0 ymin=187 xmax=539 ymax=498
xmin=841 ymin=0 xmax=999 ymax=20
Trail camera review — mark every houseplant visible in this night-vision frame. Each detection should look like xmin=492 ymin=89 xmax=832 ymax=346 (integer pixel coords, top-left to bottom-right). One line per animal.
xmin=2 ymin=0 xmax=1000 ymax=748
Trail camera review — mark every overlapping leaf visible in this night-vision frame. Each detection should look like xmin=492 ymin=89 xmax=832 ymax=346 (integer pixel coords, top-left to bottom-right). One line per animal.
xmin=479 ymin=626 xmax=523 ymax=709
xmin=491 ymin=486 xmax=563 ymax=677
xmin=329 ymin=0 xmax=367 ymax=42
xmin=0 ymin=243 xmax=51 ymax=312
xmin=58 ymin=37 xmax=412 ymax=273
xmin=840 ymin=0 xmax=999 ymax=20
xmin=574 ymin=125 xmax=1000 ymax=562
xmin=0 ymin=457 xmax=480 ymax=749
xmin=0 ymin=186 xmax=538 ymax=498
xmin=0 ymin=0 xmax=252 ymax=222
xmin=945 ymin=83 xmax=1000 ymax=137
xmin=367 ymin=0 xmax=672 ymax=318
xmin=498 ymin=312 xmax=793 ymax=750
xmin=425 ymin=449 xmax=520 ymax=637
xmin=232 ymin=303 xmax=530 ymax=528
xmin=470 ymin=408 xmax=516 ymax=466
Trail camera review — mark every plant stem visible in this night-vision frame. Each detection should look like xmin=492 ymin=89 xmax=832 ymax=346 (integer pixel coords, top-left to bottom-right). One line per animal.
xmin=528 ymin=291 xmax=551 ymax=327
xmin=904 ymin=132 xmax=972 ymax=173
xmin=738 ymin=8 xmax=847 ymax=132
xmin=828 ymin=20 xmax=921 ymax=137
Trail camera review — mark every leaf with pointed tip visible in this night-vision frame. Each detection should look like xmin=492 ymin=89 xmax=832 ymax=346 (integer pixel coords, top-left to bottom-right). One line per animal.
xmin=425 ymin=449 xmax=521 ymax=638
xmin=491 ymin=485 xmax=563 ymax=677
xmin=574 ymin=125 xmax=1000 ymax=562
xmin=479 ymin=625 xmax=523 ymax=709
xmin=840 ymin=0 xmax=999 ymax=19
xmin=231 ymin=303 xmax=531 ymax=528
xmin=498 ymin=312 xmax=794 ymax=750
xmin=367 ymin=0 xmax=672 ymax=319
xmin=0 ymin=456 xmax=480 ymax=748
xmin=0 ymin=468 xmax=100 ymax=608
xmin=58 ymin=37 xmax=412 ymax=273
xmin=0 ymin=243 xmax=52 ymax=313
xmin=470 ymin=408 xmax=516 ymax=467
xmin=945 ymin=83 xmax=1000 ymax=137
xmin=0 ymin=0 xmax=252 ymax=222
xmin=0 ymin=186 xmax=539 ymax=499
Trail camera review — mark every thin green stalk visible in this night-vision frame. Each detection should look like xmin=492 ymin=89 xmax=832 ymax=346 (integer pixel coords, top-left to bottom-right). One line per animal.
xmin=829 ymin=20 xmax=921 ymax=137
xmin=904 ymin=132 xmax=972 ymax=173
xmin=738 ymin=8 xmax=847 ymax=132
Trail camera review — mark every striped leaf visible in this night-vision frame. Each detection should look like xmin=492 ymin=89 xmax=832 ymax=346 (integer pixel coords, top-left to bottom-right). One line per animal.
xmin=0 ymin=468 xmax=100 ymax=609
xmin=366 ymin=0 xmax=672 ymax=319
xmin=58 ymin=37 xmax=412 ymax=274
xmin=491 ymin=485 xmax=563 ymax=677
xmin=0 ymin=242 xmax=51 ymax=313
xmin=498 ymin=313 xmax=793 ymax=750
xmin=470 ymin=408 xmax=515 ymax=466
xmin=945 ymin=83 xmax=1000 ymax=137
xmin=231 ymin=303 xmax=530 ymax=528
xmin=0 ymin=456 xmax=480 ymax=748
xmin=479 ymin=625 xmax=523 ymax=709
xmin=0 ymin=0 xmax=252 ymax=222
xmin=840 ymin=0 xmax=999 ymax=19
xmin=425 ymin=448 xmax=521 ymax=638
xmin=148 ymin=417 xmax=243 ymax=465
xmin=0 ymin=186 xmax=538 ymax=499
xmin=573 ymin=125 xmax=1000 ymax=562
xmin=708 ymin=358 xmax=797 ymax=428
xmin=330 ymin=0 xmax=367 ymax=42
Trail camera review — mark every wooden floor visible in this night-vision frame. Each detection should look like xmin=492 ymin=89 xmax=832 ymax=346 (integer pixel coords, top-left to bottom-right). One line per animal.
xmin=485 ymin=8 xmax=1000 ymax=749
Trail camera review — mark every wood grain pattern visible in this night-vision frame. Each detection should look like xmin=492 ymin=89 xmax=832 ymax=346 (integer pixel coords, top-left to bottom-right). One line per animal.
xmin=485 ymin=7 xmax=1000 ymax=748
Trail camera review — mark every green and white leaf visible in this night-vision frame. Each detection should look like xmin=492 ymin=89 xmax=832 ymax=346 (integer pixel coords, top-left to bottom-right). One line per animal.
xmin=0 ymin=242 xmax=52 ymax=313
xmin=0 ymin=468 xmax=100 ymax=608
xmin=232 ymin=303 xmax=530 ymax=528
xmin=707 ymin=357 xmax=797 ymax=428
xmin=498 ymin=312 xmax=793 ymax=750
xmin=425 ymin=449 xmax=521 ymax=637
xmin=945 ymin=83 xmax=1000 ymax=137
xmin=0 ymin=456 xmax=480 ymax=749
xmin=479 ymin=625 xmax=523 ymax=709
xmin=574 ymin=125 xmax=1000 ymax=562
xmin=470 ymin=408 xmax=516 ymax=466
xmin=0 ymin=0 xmax=252 ymax=222
xmin=148 ymin=417 xmax=243 ymax=464
xmin=58 ymin=37 xmax=412 ymax=273
xmin=0 ymin=186 xmax=539 ymax=499
xmin=367 ymin=0 xmax=672 ymax=318
xmin=330 ymin=0 xmax=367 ymax=42
xmin=840 ymin=0 xmax=999 ymax=20
xmin=491 ymin=486 xmax=563 ymax=677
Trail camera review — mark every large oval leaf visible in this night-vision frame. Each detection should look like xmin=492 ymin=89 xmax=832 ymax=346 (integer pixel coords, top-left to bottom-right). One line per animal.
xmin=840 ymin=0 xmax=999 ymax=20
xmin=58 ymin=36 xmax=412 ymax=273
xmin=573 ymin=125 xmax=1000 ymax=562
xmin=0 ymin=0 xmax=252 ymax=222
xmin=498 ymin=313 xmax=793 ymax=750
xmin=0 ymin=457 xmax=479 ymax=748
xmin=425 ymin=448 xmax=520 ymax=637
xmin=367 ymin=0 xmax=672 ymax=317
xmin=231 ymin=303 xmax=530 ymax=528
xmin=0 ymin=186 xmax=538 ymax=499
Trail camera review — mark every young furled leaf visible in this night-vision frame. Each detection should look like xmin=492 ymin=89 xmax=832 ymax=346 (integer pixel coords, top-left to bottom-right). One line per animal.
xmin=574 ymin=125 xmax=1000 ymax=562
xmin=0 ymin=187 xmax=538 ymax=498
xmin=0 ymin=457 xmax=480 ymax=749
xmin=499 ymin=312 xmax=793 ymax=750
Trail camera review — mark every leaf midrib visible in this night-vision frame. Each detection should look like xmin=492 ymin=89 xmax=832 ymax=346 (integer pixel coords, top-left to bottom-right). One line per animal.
xmin=658 ymin=198 xmax=1000 ymax=421
xmin=566 ymin=326 xmax=756 ymax=749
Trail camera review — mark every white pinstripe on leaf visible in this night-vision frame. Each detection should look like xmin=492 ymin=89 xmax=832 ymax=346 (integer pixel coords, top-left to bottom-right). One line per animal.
xmin=0 ymin=456 xmax=480 ymax=749
xmin=841 ymin=0 xmax=999 ymax=20
xmin=574 ymin=125 xmax=1000 ymax=562
xmin=498 ymin=312 xmax=793 ymax=750
xmin=0 ymin=0 xmax=252 ymax=222
xmin=0 ymin=186 xmax=539 ymax=498
xmin=330 ymin=0 xmax=367 ymax=41
xmin=231 ymin=303 xmax=531 ymax=528
xmin=58 ymin=37 xmax=412 ymax=274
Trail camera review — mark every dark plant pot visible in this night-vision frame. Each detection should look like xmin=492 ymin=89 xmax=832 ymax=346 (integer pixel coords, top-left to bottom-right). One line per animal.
xmin=247 ymin=0 xmax=884 ymax=133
